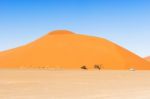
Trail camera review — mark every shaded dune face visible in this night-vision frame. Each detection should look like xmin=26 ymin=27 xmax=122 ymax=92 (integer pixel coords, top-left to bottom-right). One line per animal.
xmin=0 ymin=30 xmax=150 ymax=70
xmin=145 ymin=56 xmax=150 ymax=62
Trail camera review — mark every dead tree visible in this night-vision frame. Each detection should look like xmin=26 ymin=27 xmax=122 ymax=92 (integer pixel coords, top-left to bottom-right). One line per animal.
xmin=94 ymin=64 xmax=102 ymax=70
xmin=81 ymin=66 xmax=87 ymax=70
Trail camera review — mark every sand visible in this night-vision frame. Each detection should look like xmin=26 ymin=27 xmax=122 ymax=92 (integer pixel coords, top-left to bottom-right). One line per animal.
xmin=145 ymin=56 xmax=150 ymax=61
xmin=1 ymin=70 xmax=150 ymax=99
xmin=0 ymin=30 xmax=150 ymax=69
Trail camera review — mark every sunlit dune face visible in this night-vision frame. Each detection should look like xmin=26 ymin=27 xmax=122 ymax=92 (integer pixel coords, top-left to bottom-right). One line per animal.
xmin=0 ymin=30 xmax=150 ymax=70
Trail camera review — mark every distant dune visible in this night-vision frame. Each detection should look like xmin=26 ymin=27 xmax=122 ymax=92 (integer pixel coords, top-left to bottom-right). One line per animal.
xmin=145 ymin=56 xmax=150 ymax=62
xmin=0 ymin=30 xmax=150 ymax=69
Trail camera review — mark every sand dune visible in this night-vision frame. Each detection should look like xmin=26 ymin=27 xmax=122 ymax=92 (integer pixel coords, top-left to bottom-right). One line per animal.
xmin=1 ymin=70 xmax=150 ymax=99
xmin=145 ymin=56 xmax=150 ymax=61
xmin=0 ymin=30 xmax=149 ymax=69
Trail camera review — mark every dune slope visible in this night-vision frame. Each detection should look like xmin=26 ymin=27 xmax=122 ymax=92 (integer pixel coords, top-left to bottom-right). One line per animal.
xmin=0 ymin=30 xmax=149 ymax=69
xmin=145 ymin=56 xmax=150 ymax=62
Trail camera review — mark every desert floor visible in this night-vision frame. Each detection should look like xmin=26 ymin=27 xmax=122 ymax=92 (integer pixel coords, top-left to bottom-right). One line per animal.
xmin=1 ymin=70 xmax=150 ymax=99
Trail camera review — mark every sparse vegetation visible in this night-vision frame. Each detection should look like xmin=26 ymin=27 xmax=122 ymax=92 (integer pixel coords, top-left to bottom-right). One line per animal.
xmin=81 ymin=66 xmax=87 ymax=70
xmin=94 ymin=64 xmax=102 ymax=70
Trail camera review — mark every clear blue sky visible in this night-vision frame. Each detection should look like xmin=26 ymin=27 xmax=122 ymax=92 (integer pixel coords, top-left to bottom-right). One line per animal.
xmin=0 ymin=0 xmax=150 ymax=57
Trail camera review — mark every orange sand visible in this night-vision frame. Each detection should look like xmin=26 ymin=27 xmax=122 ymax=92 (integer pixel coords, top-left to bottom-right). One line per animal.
xmin=145 ymin=56 xmax=150 ymax=62
xmin=0 ymin=30 xmax=150 ymax=69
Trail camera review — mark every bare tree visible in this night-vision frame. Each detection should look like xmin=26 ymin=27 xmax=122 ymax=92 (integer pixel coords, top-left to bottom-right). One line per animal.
xmin=94 ymin=64 xmax=102 ymax=70
xmin=81 ymin=66 xmax=88 ymax=70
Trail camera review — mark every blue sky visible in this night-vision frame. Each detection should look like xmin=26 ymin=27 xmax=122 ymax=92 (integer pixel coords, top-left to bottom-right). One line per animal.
xmin=0 ymin=0 xmax=150 ymax=57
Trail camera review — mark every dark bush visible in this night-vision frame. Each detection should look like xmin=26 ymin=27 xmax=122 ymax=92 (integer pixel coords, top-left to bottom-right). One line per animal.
xmin=94 ymin=64 xmax=102 ymax=70
xmin=81 ymin=66 xmax=87 ymax=70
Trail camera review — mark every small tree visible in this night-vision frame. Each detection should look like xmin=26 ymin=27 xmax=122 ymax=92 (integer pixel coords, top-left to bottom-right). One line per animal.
xmin=94 ymin=64 xmax=102 ymax=70
xmin=81 ymin=66 xmax=87 ymax=70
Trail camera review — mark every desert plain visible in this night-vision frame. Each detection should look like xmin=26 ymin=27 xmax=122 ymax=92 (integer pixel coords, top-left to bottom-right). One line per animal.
xmin=0 ymin=30 xmax=150 ymax=99
xmin=1 ymin=69 xmax=150 ymax=99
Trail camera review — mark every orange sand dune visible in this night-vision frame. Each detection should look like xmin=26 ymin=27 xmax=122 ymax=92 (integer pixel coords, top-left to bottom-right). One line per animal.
xmin=0 ymin=30 xmax=150 ymax=70
xmin=145 ymin=56 xmax=150 ymax=62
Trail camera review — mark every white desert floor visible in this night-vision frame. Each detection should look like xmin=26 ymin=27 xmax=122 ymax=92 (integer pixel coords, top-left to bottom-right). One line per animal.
xmin=1 ymin=70 xmax=150 ymax=99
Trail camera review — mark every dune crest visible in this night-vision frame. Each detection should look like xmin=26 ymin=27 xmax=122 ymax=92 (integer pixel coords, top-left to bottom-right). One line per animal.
xmin=0 ymin=30 xmax=150 ymax=70
xmin=48 ymin=30 xmax=75 ymax=35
